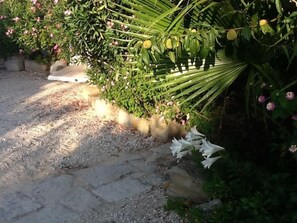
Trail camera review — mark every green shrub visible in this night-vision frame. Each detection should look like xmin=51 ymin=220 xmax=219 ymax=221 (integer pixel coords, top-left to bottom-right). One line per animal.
xmin=1 ymin=0 xmax=72 ymax=63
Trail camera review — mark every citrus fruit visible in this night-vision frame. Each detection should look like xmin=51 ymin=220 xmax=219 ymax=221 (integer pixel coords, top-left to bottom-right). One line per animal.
xmin=166 ymin=38 xmax=173 ymax=49
xmin=259 ymin=19 xmax=268 ymax=26
xmin=143 ymin=40 xmax=152 ymax=49
xmin=226 ymin=29 xmax=237 ymax=41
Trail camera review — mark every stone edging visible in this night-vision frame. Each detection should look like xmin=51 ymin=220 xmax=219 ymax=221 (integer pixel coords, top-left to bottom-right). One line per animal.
xmin=82 ymin=85 xmax=186 ymax=141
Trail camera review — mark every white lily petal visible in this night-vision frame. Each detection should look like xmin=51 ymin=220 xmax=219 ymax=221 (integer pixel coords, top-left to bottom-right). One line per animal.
xmin=191 ymin=139 xmax=203 ymax=150
xmin=170 ymin=138 xmax=183 ymax=156
xmin=200 ymin=139 xmax=224 ymax=157
xmin=201 ymin=156 xmax=221 ymax=169
xmin=176 ymin=150 xmax=190 ymax=159
xmin=185 ymin=132 xmax=192 ymax=141
xmin=179 ymin=138 xmax=192 ymax=146
xmin=199 ymin=138 xmax=208 ymax=152
xmin=190 ymin=126 xmax=205 ymax=138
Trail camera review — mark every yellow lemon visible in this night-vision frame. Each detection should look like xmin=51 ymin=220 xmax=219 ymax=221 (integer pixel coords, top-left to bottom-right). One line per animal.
xmin=259 ymin=19 xmax=268 ymax=26
xmin=226 ymin=29 xmax=237 ymax=41
xmin=166 ymin=38 xmax=173 ymax=49
xmin=143 ymin=40 xmax=152 ymax=49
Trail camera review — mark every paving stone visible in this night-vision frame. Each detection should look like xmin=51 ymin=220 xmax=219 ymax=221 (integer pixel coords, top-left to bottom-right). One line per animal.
xmin=0 ymin=191 xmax=41 ymax=222
xmin=93 ymin=177 xmax=151 ymax=202
xmin=127 ymin=159 xmax=155 ymax=173
xmin=140 ymin=173 xmax=164 ymax=186
xmin=31 ymin=175 xmax=74 ymax=205
xmin=74 ymin=164 xmax=135 ymax=188
xmin=60 ymin=187 xmax=101 ymax=212
xmin=14 ymin=204 xmax=79 ymax=223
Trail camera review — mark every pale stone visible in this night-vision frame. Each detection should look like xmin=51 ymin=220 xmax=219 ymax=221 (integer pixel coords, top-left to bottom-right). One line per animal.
xmin=49 ymin=60 xmax=67 ymax=74
xmin=4 ymin=56 xmax=24 ymax=71
xmin=48 ymin=65 xmax=88 ymax=83
xmin=73 ymin=164 xmax=136 ymax=188
xmin=31 ymin=175 xmax=74 ymax=205
xmin=93 ymin=177 xmax=151 ymax=202
xmin=93 ymin=99 xmax=118 ymax=119
xmin=60 ymin=187 xmax=101 ymax=212
xmin=117 ymin=110 xmax=132 ymax=126
xmin=166 ymin=166 xmax=209 ymax=203
xmin=81 ymin=85 xmax=100 ymax=100
xmin=134 ymin=118 xmax=150 ymax=135
xmin=0 ymin=192 xmax=41 ymax=222
xmin=150 ymin=115 xmax=169 ymax=141
xmin=167 ymin=121 xmax=186 ymax=139
xmin=24 ymin=59 xmax=49 ymax=73
xmin=14 ymin=204 xmax=79 ymax=223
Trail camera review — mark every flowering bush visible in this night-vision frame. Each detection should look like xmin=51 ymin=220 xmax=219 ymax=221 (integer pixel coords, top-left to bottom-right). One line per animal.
xmin=0 ymin=1 xmax=19 ymax=58
xmin=1 ymin=0 xmax=72 ymax=63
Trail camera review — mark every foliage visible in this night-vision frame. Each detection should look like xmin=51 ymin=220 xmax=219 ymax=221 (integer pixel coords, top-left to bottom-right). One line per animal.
xmin=0 ymin=0 xmax=72 ymax=63
xmin=0 ymin=2 xmax=19 ymax=58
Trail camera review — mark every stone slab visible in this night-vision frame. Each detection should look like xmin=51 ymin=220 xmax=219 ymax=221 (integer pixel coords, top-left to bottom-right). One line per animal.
xmin=74 ymin=164 xmax=135 ymax=188
xmin=31 ymin=175 xmax=74 ymax=205
xmin=93 ymin=177 xmax=151 ymax=202
xmin=48 ymin=65 xmax=88 ymax=83
xmin=4 ymin=56 xmax=24 ymax=72
xmin=60 ymin=187 xmax=101 ymax=212
xmin=0 ymin=192 xmax=41 ymax=222
xmin=24 ymin=59 xmax=48 ymax=73
xmin=127 ymin=159 xmax=155 ymax=174
xmin=14 ymin=204 xmax=79 ymax=223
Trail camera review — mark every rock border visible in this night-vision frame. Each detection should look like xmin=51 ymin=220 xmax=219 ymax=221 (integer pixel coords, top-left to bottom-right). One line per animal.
xmin=82 ymin=85 xmax=187 ymax=141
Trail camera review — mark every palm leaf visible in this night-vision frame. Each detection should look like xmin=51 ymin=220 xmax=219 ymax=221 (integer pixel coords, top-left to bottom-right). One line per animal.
xmin=159 ymin=51 xmax=248 ymax=110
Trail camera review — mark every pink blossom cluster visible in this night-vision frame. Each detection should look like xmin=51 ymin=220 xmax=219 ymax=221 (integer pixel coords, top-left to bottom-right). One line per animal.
xmin=258 ymin=91 xmax=295 ymax=112
xmin=5 ymin=28 xmax=14 ymax=36
xmin=0 ymin=15 xmax=7 ymax=20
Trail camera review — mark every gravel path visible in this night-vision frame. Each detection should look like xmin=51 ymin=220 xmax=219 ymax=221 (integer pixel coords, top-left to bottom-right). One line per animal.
xmin=0 ymin=69 xmax=181 ymax=222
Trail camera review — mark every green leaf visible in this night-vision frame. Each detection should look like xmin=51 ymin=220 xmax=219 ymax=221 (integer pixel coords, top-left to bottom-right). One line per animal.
xmin=141 ymin=48 xmax=150 ymax=65
xmin=242 ymin=26 xmax=251 ymax=41
xmin=275 ymin=0 xmax=283 ymax=15
xmin=159 ymin=50 xmax=248 ymax=110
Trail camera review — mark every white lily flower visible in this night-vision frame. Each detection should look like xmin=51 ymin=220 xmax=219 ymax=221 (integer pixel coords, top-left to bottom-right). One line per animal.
xmin=179 ymin=138 xmax=193 ymax=146
xmin=176 ymin=150 xmax=191 ymax=159
xmin=170 ymin=138 xmax=183 ymax=156
xmin=200 ymin=139 xmax=225 ymax=158
xmin=201 ymin=156 xmax=221 ymax=169
xmin=190 ymin=126 xmax=205 ymax=138
xmin=191 ymin=139 xmax=203 ymax=150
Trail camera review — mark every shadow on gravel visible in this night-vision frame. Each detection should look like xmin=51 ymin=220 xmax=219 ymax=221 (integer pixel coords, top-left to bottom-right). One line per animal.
xmin=0 ymin=69 xmax=162 ymax=191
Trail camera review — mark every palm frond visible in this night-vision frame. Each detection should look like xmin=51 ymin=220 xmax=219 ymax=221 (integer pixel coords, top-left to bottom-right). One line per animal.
xmin=160 ymin=51 xmax=248 ymax=110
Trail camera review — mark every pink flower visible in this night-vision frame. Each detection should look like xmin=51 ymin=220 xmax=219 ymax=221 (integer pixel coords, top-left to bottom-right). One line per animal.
xmin=5 ymin=28 xmax=14 ymax=36
xmin=31 ymin=0 xmax=37 ymax=5
xmin=64 ymin=10 xmax=71 ymax=16
xmin=30 ymin=6 xmax=36 ymax=13
xmin=36 ymin=17 xmax=41 ymax=22
xmin=53 ymin=44 xmax=59 ymax=50
xmin=266 ymin=102 xmax=275 ymax=111
xmin=36 ymin=2 xmax=41 ymax=9
xmin=285 ymin=91 xmax=295 ymax=100
xmin=12 ymin=17 xmax=20 ymax=22
xmin=50 ymin=33 xmax=54 ymax=38
xmin=289 ymin=145 xmax=297 ymax=153
xmin=292 ymin=115 xmax=297 ymax=121
xmin=53 ymin=0 xmax=58 ymax=4
xmin=258 ymin=95 xmax=266 ymax=104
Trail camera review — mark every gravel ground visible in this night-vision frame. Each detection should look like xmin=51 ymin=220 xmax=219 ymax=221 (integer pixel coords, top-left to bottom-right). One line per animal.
xmin=0 ymin=69 xmax=182 ymax=222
